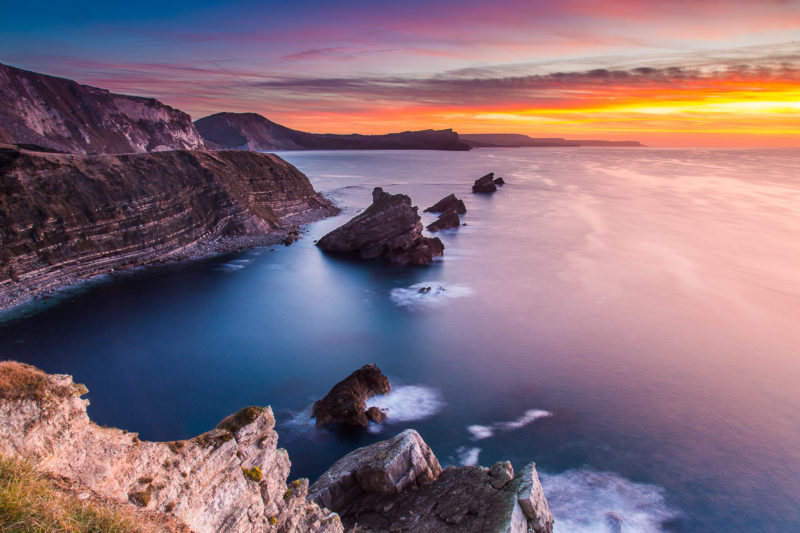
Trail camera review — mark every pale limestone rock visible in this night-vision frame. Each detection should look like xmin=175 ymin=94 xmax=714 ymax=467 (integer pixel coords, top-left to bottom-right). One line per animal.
xmin=0 ymin=362 xmax=342 ymax=533
xmin=517 ymin=462 xmax=554 ymax=533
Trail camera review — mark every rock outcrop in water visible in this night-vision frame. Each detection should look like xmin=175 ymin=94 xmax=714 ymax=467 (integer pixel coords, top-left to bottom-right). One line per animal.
xmin=424 ymin=194 xmax=467 ymax=215
xmin=0 ymin=145 xmax=339 ymax=311
xmin=309 ymin=429 xmax=554 ymax=533
xmin=0 ymin=361 xmax=343 ymax=533
xmin=195 ymin=112 xmax=471 ymax=152
xmin=0 ymin=63 xmax=206 ymax=154
xmin=317 ymin=187 xmax=444 ymax=265
xmin=473 ymin=172 xmax=499 ymax=193
xmin=312 ymin=364 xmax=391 ymax=428
xmin=424 ymin=193 xmax=466 ymax=232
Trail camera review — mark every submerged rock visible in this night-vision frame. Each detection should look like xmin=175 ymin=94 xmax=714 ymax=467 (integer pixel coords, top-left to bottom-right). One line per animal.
xmin=308 ymin=429 xmax=553 ymax=533
xmin=472 ymin=172 xmax=498 ymax=193
xmin=424 ymin=193 xmax=466 ymax=215
xmin=312 ymin=363 xmax=391 ymax=428
xmin=317 ymin=187 xmax=444 ymax=265
xmin=426 ymin=210 xmax=461 ymax=232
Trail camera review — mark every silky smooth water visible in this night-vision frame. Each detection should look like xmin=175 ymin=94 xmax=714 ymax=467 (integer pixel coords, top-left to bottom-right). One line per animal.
xmin=2 ymin=148 xmax=800 ymax=532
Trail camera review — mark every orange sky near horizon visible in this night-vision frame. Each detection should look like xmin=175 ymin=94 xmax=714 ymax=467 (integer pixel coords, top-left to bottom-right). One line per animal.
xmin=4 ymin=0 xmax=800 ymax=147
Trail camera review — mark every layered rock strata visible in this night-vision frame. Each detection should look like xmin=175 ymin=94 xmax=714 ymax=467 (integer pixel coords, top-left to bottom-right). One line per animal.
xmin=0 ymin=63 xmax=206 ymax=154
xmin=317 ymin=188 xmax=443 ymax=265
xmin=312 ymin=364 xmax=391 ymax=428
xmin=195 ymin=112 xmax=470 ymax=152
xmin=0 ymin=361 xmax=343 ymax=533
xmin=0 ymin=145 xmax=339 ymax=310
xmin=309 ymin=429 xmax=554 ymax=533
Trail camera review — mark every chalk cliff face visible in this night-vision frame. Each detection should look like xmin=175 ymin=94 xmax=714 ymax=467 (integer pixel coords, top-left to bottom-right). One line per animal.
xmin=0 ymin=361 xmax=343 ymax=533
xmin=195 ymin=112 xmax=471 ymax=151
xmin=0 ymin=63 xmax=206 ymax=154
xmin=0 ymin=145 xmax=339 ymax=309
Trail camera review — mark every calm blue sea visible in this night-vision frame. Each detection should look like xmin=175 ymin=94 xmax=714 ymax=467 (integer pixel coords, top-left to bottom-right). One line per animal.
xmin=2 ymin=147 xmax=800 ymax=532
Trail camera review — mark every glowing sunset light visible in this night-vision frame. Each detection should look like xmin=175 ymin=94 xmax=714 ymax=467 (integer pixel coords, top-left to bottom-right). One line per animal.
xmin=2 ymin=0 xmax=799 ymax=146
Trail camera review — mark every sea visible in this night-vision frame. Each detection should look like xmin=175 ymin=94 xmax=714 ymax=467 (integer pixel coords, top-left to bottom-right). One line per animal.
xmin=2 ymin=147 xmax=800 ymax=532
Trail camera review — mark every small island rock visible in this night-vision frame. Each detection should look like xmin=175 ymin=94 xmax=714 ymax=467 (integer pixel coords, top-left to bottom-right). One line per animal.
xmin=312 ymin=364 xmax=391 ymax=428
xmin=317 ymin=187 xmax=444 ymax=265
xmin=426 ymin=210 xmax=461 ymax=232
xmin=472 ymin=172 xmax=498 ymax=193
xmin=424 ymin=194 xmax=467 ymax=214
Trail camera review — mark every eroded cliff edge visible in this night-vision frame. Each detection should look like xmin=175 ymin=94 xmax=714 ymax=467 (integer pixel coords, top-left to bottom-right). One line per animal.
xmin=0 ymin=361 xmax=342 ymax=532
xmin=0 ymin=145 xmax=339 ymax=310
xmin=0 ymin=362 xmax=554 ymax=533
xmin=0 ymin=62 xmax=206 ymax=154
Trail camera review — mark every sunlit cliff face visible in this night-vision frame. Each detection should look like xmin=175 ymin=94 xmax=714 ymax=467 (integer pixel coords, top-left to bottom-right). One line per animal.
xmin=3 ymin=0 xmax=800 ymax=146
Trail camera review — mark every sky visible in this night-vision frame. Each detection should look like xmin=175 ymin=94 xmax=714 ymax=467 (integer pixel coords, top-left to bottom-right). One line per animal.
xmin=2 ymin=0 xmax=800 ymax=146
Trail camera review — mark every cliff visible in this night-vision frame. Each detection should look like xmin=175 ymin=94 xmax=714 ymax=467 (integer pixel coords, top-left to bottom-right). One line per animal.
xmin=0 ymin=63 xmax=206 ymax=154
xmin=194 ymin=112 xmax=471 ymax=151
xmin=0 ymin=361 xmax=343 ymax=532
xmin=0 ymin=145 xmax=339 ymax=310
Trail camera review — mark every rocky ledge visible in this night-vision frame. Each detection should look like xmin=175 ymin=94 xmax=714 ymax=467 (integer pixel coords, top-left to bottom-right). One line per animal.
xmin=312 ymin=364 xmax=391 ymax=428
xmin=309 ymin=429 xmax=554 ymax=533
xmin=0 ymin=361 xmax=342 ymax=532
xmin=316 ymin=187 xmax=443 ymax=265
xmin=0 ymin=145 xmax=339 ymax=311
xmin=0 ymin=361 xmax=555 ymax=533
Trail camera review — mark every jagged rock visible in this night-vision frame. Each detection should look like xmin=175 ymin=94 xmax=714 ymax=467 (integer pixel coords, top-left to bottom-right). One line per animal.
xmin=472 ymin=172 xmax=498 ymax=193
xmin=424 ymin=194 xmax=466 ymax=215
xmin=0 ymin=361 xmax=343 ymax=533
xmin=490 ymin=461 xmax=515 ymax=489
xmin=312 ymin=364 xmax=391 ymax=428
xmin=426 ymin=210 xmax=461 ymax=232
xmin=494 ymin=177 xmax=506 ymax=186
xmin=517 ymin=462 xmax=554 ymax=533
xmin=309 ymin=430 xmax=553 ymax=533
xmin=317 ymin=187 xmax=444 ymax=265
xmin=308 ymin=429 xmax=442 ymax=511
xmin=0 ymin=62 xmax=206 ymax=154
xmin=0 ymin=145 xmax=339 ymax=311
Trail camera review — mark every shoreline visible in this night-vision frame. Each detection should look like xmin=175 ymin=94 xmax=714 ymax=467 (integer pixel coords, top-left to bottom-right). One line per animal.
xmin=0 ymin=203 xmax=337 ymax=317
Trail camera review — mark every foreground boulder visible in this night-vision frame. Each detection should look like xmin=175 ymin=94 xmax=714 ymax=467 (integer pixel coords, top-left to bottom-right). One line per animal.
xmin=424 ymin=194 xmax=466 ymax=215
xmin=309 ymin=429 xmax=442 ymax=510
xmin=309 ymin=429 xmax=554 ymax=533
xmin=312 ymin=364 xmax=391 ymax=428
xmin=317 ymin=188 xmax=444 ymax=265
xmin=472 ymin=172 xmax=498 ymax=193
xmin=0 ymin=361 xmax=343 ymax=533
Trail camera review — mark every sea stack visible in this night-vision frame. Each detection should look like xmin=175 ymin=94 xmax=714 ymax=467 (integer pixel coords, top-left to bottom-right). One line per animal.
xmin=317 ymin=187 xmax=444 ymax=265
xmin=472 ymin=172 xmax=498 ymax=193
xmin=424 ymin=193 xmax=466 ymax=232
xmin=312 ymin=364 xmax=391 ymax=428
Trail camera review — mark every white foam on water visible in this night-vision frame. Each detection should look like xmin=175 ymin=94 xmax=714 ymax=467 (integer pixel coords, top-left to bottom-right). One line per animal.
xmin=389 ymin=281 xmax=473 ymax=309
xmin=455 ymin=446 xmax=481 ymax=466
xmin=467 ymin=409 xmax=552 ymax=440
xmin=216 ymin=258 xmax=251 ymax=271
xmin=366 ymin=385 xmax=444 ymax=423
xmin=541 ymin=469 xmax=680 ymax=533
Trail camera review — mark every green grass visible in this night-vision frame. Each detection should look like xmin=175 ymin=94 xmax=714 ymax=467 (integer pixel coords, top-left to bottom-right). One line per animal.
xmin=0 ymin=456 xmax=154 ymax=533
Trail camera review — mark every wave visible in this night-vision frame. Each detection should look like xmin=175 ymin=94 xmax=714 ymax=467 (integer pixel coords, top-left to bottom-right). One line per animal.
xmin=541 ymin=469 xmax=679 ymax=533
xmin=366 ymin=385 xmax=444 ymax=424
xmin=389 ymin=281 xmax=473 ymax=309
xmin=467 ymin=409 xmax=552 ymax=440
xmin=215 ymin=258 xmax=251 ymax=271
xmin=454 ymin=446 xmax=481 ymax=466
